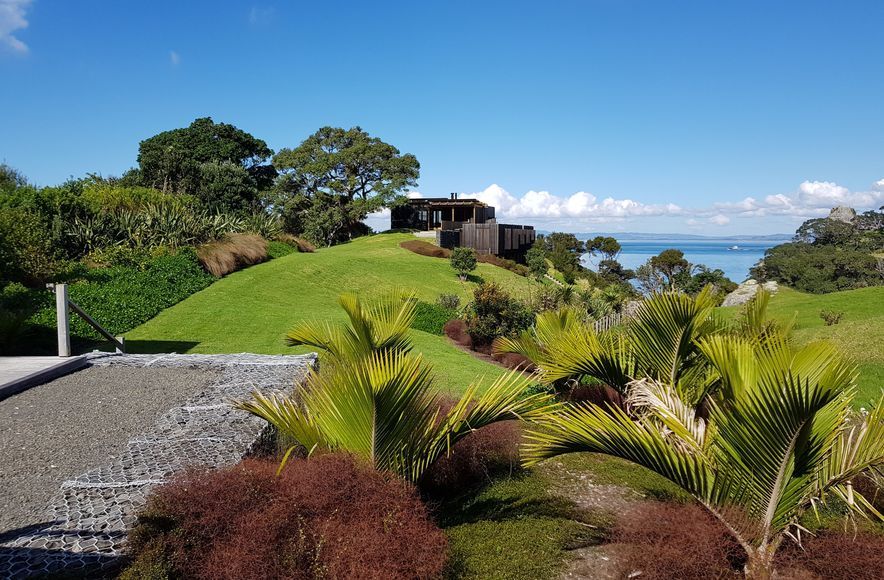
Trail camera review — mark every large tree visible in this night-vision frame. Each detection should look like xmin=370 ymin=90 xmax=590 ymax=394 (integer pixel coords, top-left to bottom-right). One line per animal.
xmin=271 ymin=126 xmax=419 ymax=245
xmin=135 ymin=117 xmax=274 ymax=210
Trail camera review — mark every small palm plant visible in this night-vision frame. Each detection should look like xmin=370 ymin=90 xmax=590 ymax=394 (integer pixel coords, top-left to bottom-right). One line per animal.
xmin=515 ymin=289 xmax=884 ymax=579
xmin=236 ymin=291 xmax=557 ymax=482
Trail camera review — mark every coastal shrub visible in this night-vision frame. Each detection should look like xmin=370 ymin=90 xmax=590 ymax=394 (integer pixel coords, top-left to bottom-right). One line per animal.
xmin=436 ymin=293 xmax=460 ymax=310
xmin=819 ymin=309 xmax=845 ymax=326
xmin=412 ymin=301 xmax=457 ymax=335
xmin=613 ymin=502 xmax=744 ymax=579
xmin=265 ymin=240 xmax=296 ymax=259
xmin=0 ymin=207 xmax=61 ymax=285
xmin=25 ymin=248 xmax=214 ymax=347
xmin=400 ymin=239 xmax=450 ymax=258
xmin=420 ymin=418 xmax=522 ymax=499
xmin=196 ymin=234 xmax=268 ymax=277
xmin=465 ymin=282 xmax=534 ymax=348
xmin=451 ymin=247 xmax=478 ymax=280
xmin=775 ymin=532 xmax=884 ymax=580
xmin=276 ymin=233 xmax=316 ymax=253
xmin=124 ymin=455 xmax=448 ymax=580
xmin=443 ymin=319 xmax=472 ymax=348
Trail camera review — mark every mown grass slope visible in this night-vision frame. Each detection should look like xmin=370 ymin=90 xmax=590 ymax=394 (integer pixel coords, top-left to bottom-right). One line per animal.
xmin=723 ymin=286 xmax=884 ymax=406
xmin=126 ymin=232 xmax=537 ymax=395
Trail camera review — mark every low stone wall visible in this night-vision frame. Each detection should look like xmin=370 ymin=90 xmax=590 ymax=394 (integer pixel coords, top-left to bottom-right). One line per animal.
xmin=0 ymin=352 xmax=316 ymax=579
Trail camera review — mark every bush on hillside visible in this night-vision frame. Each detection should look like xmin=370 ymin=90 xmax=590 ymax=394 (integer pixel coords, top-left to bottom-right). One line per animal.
xmin=197 ymin=234 xmax=268 ymax=277
xmin=123 ymin=455 xmax=448 ymax=580
xmin=451 ymin=247 xmax=478 ymax=280
xmin=420 ymin=419 xmax=522 ymax=499
xmin=412 ymin=301 xmax=458 ymax=335
xmin=0 ymin=207 xmax=62 ymax=285
xmin=753 ymin=242 xmax=880 ymax=293
xmin=613 ymin=502 xmax=744 ymax=579
xmin=275 ymin=233 xmax=316 ymax=253
xmin=443 ymin=319 xmax=472 ymax=348
xmin=436 ymin=293 xmax=461 ymax=310
xmin=401 ymin=239 xmax=450 ymax=258
xmin=774 ymin=532 xmax=884 ymax=580
xmin=465 ymin=282 xmax=534 ymax=349
xmin=266 ymin=240 xmax=296 ymax=259
xmin=16 ymin=249 xmax=215 ymax=353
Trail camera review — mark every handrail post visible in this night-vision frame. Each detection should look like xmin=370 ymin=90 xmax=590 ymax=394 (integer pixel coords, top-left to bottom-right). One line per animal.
xmin=56 ymin=283 xmax=71 ymax=357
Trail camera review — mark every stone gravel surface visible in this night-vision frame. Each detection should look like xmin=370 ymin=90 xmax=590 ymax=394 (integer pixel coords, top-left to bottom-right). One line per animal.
xmin=0 ymin=366 xmax=219 ymax=532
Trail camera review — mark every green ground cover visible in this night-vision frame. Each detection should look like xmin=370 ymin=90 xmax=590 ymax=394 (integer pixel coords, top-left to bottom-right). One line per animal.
xmin=722 ymin=286 xmax=884 ymax=407
xmin=126 ymin=232 xmax=537 ymax=395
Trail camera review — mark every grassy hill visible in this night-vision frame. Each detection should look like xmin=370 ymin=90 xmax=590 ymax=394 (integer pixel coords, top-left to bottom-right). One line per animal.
xmin=125 ymin=232 xmax=537 ymax=396
xmin=723 ymin=286 xmax=884 ymax=406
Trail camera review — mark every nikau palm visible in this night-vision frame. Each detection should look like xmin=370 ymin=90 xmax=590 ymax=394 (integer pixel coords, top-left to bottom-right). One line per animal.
xmin=236 ymin=291 xmax=557 ymax=483
xmin=514 ymin=289 xmax=884 ymax=579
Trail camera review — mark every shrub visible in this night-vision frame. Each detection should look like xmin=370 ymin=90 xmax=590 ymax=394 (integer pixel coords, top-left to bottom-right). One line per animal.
xmin=820 ymin=309 xmax=845 ymax=326
xmin=400 ymin=239 xmax=450 ymax=258
xmin=197 ymin=234 xmax=268 ymax=277
xmin=85 ymin=245 xmax=160 ymax=270
xmin=475 ymin=253 xmax=529 ymax=277
xmin=412 ymin=301 xmax=457 ymax=335
xmin=24 ymin=248 xmax=215 ymax=348
xmin=775 ymin=531 xmax=884 ymax=580
xmin=420 ymin=418 xmax=522 ymax=499
xmin=0 ymin=207 xmax=61 ymax=285
xmin=465 ymin=282 xmax=534 ymax=348
xmin=443 ymin=319 xmax=472 ymax=348
xmin=276 ymin=233 xmax=316 ymax=253
xmin=266 ymin=240 xmax=296 ymax=259
xmin=436 ymin=293 xmax=461 ymax=310
xmin=124 ymin=455 xmax=448 ymax=580
xmin=613 ymin=502 xmax=744 ymax=579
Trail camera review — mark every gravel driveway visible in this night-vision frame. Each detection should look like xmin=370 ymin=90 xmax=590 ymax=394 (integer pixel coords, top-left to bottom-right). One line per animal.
xmin=0 ymin=365 xmax=220 ymax=533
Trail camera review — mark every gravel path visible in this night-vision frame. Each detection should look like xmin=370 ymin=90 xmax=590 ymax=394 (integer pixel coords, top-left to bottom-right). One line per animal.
xmin=0 ymin=365 xmax=220 ymax=533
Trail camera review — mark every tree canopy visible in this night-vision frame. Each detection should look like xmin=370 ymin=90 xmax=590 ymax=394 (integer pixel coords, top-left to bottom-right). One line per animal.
xmin=135 ymin=117 xmax=274 ymax=210
xmin=271 ymin=126 xmax=419 ymax=245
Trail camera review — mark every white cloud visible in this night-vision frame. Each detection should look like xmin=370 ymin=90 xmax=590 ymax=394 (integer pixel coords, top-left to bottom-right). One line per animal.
xmin=713 ymin=179 xmax=884 ymax=218
xmin=169 ymin=50 xmax=181 ymax=66
xmin=0 ymin=0 xmax=32 ymax=54
xmin=709 ymin=214 xmax=730 ymax=226
xmin=249 ymin=5 xmax=275 ymax=25
xmin=469 ymin=184 xmax=683 ymax=221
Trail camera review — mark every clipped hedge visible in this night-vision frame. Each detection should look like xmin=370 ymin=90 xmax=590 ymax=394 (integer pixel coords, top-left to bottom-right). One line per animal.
xmin=411 ymin=301 xmax=457 ymax=335
xmin=21 ymin=249 xmax=214 ymax=351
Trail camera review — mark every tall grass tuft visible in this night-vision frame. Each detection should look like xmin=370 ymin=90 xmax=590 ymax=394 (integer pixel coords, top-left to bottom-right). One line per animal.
xmin=197 ymin=234 xmax=268 ymax=277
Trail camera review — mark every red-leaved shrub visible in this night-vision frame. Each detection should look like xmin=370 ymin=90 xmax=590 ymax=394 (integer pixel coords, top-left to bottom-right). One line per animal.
xmin=124 ymin=455 xmax=447 ymax=580
xmin=421 ymin=419 xmax=522 ymax=498
xmin=775 ymin=531 xmax=884 ymax=580
xmin=613 ymin=502 xmax=744 ymax=579
xmin=400 ymin=239 xmax=450 ymax=258
xmin=443 ymin=319 xmax=472 ymax=348
xmin=491 ymin=351 xmax=536 ymax=372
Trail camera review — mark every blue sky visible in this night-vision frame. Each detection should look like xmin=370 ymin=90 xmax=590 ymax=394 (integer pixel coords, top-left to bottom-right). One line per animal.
xmin=1 ymin=0 xmax=883 ymax=235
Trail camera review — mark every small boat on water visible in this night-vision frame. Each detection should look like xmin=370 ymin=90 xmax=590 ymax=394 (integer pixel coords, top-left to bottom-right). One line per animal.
xmin=728 ymin=245 xmax=740 ymax=251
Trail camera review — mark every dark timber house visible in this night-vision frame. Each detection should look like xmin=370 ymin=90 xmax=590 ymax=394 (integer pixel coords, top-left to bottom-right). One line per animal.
xmin=391 ymin=193 xmax=535 ymax=261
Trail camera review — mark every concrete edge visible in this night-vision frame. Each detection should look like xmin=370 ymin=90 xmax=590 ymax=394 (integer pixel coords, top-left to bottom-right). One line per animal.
xmin=0 ymin=356 xmax=88 ymax=401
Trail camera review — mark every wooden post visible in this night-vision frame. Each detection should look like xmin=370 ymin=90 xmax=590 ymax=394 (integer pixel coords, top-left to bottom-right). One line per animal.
xmin=56 ymin=283 xmax=71 ymax=357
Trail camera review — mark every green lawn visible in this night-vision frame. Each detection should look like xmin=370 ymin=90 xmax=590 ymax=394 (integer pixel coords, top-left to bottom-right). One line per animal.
xmin=125 ymin=232 xmax=536 ymax=396
xmin=722 ymin=286 xmax=884 ymax=407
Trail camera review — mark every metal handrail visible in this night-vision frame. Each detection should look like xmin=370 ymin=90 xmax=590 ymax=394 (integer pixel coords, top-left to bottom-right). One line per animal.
xmin=50 ymin=283 xmax=125 ymax=356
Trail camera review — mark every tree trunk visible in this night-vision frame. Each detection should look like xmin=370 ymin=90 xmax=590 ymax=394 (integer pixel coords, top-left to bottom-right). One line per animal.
xmin=744 ymin=546 xmax=775 ymax=580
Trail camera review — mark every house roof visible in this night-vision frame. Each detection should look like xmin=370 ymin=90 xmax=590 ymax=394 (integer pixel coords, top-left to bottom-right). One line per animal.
xmin=405 ymin=198 xmax=489 ymax=208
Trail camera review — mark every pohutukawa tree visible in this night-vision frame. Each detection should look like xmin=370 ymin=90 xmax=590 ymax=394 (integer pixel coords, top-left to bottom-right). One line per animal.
xmin=134 ymin=117 xmax=274 ymax=211
xmin=271 ymin=126 xmax=420 ymax=246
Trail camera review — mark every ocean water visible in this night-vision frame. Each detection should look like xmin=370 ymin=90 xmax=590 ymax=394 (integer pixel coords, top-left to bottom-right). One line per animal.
xmin=580 ymin=239 xmax=779 ymax=283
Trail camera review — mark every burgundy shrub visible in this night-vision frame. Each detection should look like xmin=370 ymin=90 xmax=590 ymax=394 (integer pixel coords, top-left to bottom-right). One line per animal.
xmin=125 ymin=455 xmax=448 ymax=580
xmin=443 ymin=318 xmax=472 ymax=348
xmin=491 ymin=351 xmax=536 ymax=372
xmin=775 ymin=531 xmax=884 ymax=580
xmin=421 ymin=420 xmax=522 ymax=498
xmin=399 ymin=240 xmax=451 ymax=259
xmin=613 ymin=502 xmax=744 ymax=579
